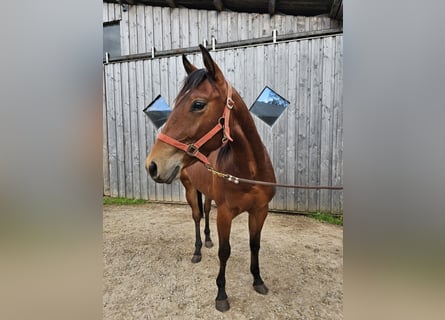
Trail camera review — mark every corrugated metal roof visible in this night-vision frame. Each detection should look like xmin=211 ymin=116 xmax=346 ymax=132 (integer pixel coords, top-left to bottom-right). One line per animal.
xmin=104 ymin=0 xmax=342 ymax=19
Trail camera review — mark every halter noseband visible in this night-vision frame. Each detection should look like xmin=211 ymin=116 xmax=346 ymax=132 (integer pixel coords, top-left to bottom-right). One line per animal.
xmin=156 ymin=81 xmax=234 ymax=166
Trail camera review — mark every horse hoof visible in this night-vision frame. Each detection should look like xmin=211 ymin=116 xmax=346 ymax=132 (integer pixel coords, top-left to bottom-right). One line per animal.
xmin=205 ymin=240 xmax=214 ymax=248
xmin=191 ymin=255 xmax=201 ymax=263
xmin=215 ymin=299 xmax=230 ymax=312
xmin=253 ymin=283 xmax=269 ymax=295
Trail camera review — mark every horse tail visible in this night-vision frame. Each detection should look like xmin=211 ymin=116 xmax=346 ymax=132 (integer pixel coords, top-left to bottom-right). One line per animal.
xmin=197 ymin=190 xmax=204 ymax=219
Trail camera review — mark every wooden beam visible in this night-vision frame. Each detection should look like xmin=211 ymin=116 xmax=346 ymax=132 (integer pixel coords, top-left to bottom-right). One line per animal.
xmin=213 ymin=0 xmax=224 ymax=11
xmin=165 ymin=0 xmax=176 ymax=8
xmin=268 ymin=0 xmax=276 ymax=15
xmin=107 ymin=28 xmax=343 ymax=63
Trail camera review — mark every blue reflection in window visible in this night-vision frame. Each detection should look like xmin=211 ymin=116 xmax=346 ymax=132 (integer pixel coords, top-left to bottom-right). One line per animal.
xmin=250 ymin=87 xmax=289 ymax=126
xmin=143 ymin=95 xmax=172 ymax=129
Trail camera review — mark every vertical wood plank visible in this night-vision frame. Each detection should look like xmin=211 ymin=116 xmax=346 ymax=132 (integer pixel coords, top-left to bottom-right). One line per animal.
xmin=273 ymin=43 xmax=287 ymax=210
xmin=179 ymin=8 xmax=190 ymax=48
xmin=320 ymin=36 xmax=334 ymax=212
xmin=104 ymin=64 xmax=118 ymax=197
xmin=308 ymin=38 xmax=322 ymax=212
xmin=129 ymin=61 xmax=141 ymax=199
xmin=285 ymin=15 xmax=295 ymax=34
xmin=120 ymin=5 xmax=130 ymax=55
xmin=244 ymin=47 xmax=254 ymax=105
xmin=261 ymin=13 xmax=271 ymax=37
xmin=107 ymin=3 xmax=115 ymax=21
xmin=217 ymin=11 xmax=228 ymax=43
xmin=171 ymin=8 xmax=180 ymax=49
xmin=102 ymin=67 xmax=110 ymax=196
xmin=114 ymin=3 xmax=122 ymax=20
xmin=136 ymin=5 xmax=146 ymax=53
xmin=207 ymin=10 xmax=218 ymax=42
xmin=331 ymin=36 xmax=343 ymax=213
xmin=121 ymin=62 xmax=133 ymax=198
xmin=188 ymin=9 xmax=199 ymax=46
xmin=198 ymin=10 xmax=208 ymax=45
xmin=113 ymin=63 xmax=126 ymax=198
xmin=297 ymin=40 xmax=310 ymax=212
xmin=227 ymin=11 xmax=238 ymax=42
xmin=162 ymin=7 xmax=172 ymax=50
xmin=286 ymin=41 xmax=297 ymax=211
xmin=144 ymin=6 xmax=154 ymax=51
xmin=136 ymin=60 xmax=148 ymax=199
xmin=128 ymin=5 xmax=137 ymax=55
xmin=238 ymin=12 xmax=248 ymax=40
xmin=103 ymin=3 xmax=109 ymax=23
xmin=153 ymin=6 xmax=163 ymax=51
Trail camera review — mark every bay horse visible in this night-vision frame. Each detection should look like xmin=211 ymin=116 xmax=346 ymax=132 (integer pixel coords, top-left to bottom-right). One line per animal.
xmin=145 ymin=45 xmax=276 ymax=312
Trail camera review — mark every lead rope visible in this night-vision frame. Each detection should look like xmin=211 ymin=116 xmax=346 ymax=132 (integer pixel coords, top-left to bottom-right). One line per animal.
xmin=205 ymin=165 xmax=343 ymax=190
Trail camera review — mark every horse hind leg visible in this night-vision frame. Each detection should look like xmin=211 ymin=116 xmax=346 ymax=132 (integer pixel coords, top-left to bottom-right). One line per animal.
xmin=203 ymin=197 xmax=214 ymax=248
xmin=249 ymin=207 xmax=269 ymax=295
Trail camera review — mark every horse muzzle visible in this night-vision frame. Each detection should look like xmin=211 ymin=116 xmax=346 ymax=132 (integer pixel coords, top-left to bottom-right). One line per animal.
xmin=147 ymin=161 xmax=180 ymax=184
xmin=146 ymin=142 xmax=184 ymax=184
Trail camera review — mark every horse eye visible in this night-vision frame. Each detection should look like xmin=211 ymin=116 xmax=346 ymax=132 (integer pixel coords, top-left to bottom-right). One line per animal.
xmin=191 ymin=101 xmax=207 ymax=112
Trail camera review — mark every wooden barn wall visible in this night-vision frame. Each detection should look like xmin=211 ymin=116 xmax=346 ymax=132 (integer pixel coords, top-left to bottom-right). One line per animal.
xmin=102 ymin=3 xmax=341 ymax=55
xmin=103 ymin=35 xmax=343 ymax=214
xmin=103 ymin=3 xmax=343 ymax=213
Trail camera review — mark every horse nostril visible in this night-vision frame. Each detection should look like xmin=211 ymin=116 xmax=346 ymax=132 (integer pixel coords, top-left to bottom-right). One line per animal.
xmin=148 ymin=161 xmax=158 ymax=178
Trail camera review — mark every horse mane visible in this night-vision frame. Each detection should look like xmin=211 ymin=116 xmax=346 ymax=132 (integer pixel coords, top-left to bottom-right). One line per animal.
xmin=176 ymin=69 xmax=215 ymax=105
xmin=217 ymin=143 xmax=231 ymax=165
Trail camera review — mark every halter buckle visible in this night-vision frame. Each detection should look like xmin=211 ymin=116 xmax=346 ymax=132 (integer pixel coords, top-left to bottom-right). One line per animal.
xmin=226 ymin=97 xmax=235 ymax=110
xmin=186 ymin=144 xmax=199 ymax=156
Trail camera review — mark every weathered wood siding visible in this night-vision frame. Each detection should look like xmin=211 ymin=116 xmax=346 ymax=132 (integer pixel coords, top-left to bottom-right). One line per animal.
xmin=103 ymin=4 xmax=343 ymax=214
xmin=103 ymin=3 xmax=341 ymax=56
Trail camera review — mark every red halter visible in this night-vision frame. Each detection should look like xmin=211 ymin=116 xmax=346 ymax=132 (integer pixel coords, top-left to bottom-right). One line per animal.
xmin=156 ymin=82 xmax=234 ymax=166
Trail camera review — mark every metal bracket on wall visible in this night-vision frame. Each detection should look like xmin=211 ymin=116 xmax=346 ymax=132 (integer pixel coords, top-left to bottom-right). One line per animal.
xmin=151 ymin=47 xmax=155 ymax=59
xmin=211 ymin=37 xmax=216 ymax=51
xmin=272 ymin=29 xmax=277 ymax=43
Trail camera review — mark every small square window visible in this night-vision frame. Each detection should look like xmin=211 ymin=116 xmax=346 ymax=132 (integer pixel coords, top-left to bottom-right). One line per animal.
xmin=143 ymin=95 xmax=172 ymax=129
xmin=250 ymin=86 xmax=289 ymax=126
xmin=103 ymin=21 xmax=121 ymax=60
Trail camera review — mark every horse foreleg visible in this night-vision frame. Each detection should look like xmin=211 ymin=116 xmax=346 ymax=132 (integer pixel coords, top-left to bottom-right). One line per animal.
xmin=190 ymin=191 xmax=204 ymax=263
xmin=183 ymin=173 xmax=203 ymax=263
xmin=204 ymin=197 xmax=213 ymax=248
xmin=249 ymin=206 xmax=269 ymax=295
xmin=215 ymin=207 xmax=232 ymax=312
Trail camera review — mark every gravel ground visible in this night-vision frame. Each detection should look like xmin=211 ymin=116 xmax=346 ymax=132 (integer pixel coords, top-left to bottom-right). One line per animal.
xmin=103 ymin=203 xmax=343 ymax=320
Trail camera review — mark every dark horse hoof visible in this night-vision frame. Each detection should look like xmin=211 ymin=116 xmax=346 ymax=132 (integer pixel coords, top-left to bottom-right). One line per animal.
xmin=253 ymin=283 xmax=269 ymax=295
xmin=215 ymin=299 xmax=230 ymax=312
xmin=205 ymin=240 xmax=214 ymax=248
xmin=191 ymin=255 xmax=201 ymax=263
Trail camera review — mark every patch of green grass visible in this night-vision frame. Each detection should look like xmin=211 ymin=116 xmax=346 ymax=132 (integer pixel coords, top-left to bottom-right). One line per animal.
xmin=103 ymin=197 xmax=147 ymax=205
xmin=308 ymin=212 xmax=343 ymax=226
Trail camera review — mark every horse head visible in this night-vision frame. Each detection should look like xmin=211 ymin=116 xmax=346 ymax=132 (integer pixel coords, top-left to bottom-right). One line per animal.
xmin=146 ymin=45 xmax=232 ymax=183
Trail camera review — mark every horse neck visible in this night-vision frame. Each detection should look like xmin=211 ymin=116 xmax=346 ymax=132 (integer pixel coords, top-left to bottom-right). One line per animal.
xmin=225 ymin=93 xmax=274 ymax=179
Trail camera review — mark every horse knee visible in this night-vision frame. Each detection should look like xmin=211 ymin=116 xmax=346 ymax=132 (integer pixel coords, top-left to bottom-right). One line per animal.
xmin=218 ymin=244 xmax=231 ymax=262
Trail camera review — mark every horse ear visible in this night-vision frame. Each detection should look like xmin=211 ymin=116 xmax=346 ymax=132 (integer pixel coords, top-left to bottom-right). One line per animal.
xmin=199 ymin=44 xmax=225 ymax=84
xmin=182 ymin=54 xmax=197 ymax=75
